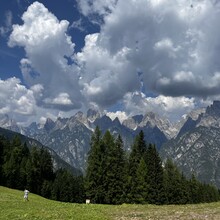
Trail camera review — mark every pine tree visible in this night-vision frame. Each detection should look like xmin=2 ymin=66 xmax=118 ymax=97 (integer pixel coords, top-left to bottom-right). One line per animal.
xmin=163 ymin=159 xmax=187 ymax=204
xmin=189 ymin=174 xmax=200 ymax=204
xmin=28 ymin=147 xmax=41 ymax=194
xmin=135 ymin=157 xmax=149 ymax=203
xmin=85 ymin=126 xmax=106 ymax=203
xmin=113 ymin=135 xmax=127 ymax=204
xmin=103 ymin=133 xmax=126 ymax=204
xmin=2 ymin=137 xmax=27 ymax=189
xmin=127 ymin=130 xmax=147 ymax=203
xmin=145 ymin=144 xmax=165 ymax=204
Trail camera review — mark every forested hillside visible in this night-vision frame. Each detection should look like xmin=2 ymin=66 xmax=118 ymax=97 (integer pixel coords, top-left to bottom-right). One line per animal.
xmin=0 ymin=135 xmax=84 ymax=203
xmin=0 ymin=128 xmax=219 ymax=205
xmin=85 ymin=127 xmax=220 ymax=204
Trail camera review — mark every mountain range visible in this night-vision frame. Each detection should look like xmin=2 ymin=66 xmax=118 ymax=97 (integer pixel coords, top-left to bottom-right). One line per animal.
xmin=1 ymin=101 xmax=220 ymax=187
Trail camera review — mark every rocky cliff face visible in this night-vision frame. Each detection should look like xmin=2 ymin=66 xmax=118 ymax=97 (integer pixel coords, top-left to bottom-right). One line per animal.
xmin=160 ymin=101 xmax=220 ymax=188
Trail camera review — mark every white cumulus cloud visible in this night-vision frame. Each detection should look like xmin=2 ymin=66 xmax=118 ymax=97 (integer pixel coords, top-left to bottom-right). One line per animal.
xmin=8 ymin=1 xmax=82 ymax=111
xmin=0 ymin=77 xmax=36 ymax=116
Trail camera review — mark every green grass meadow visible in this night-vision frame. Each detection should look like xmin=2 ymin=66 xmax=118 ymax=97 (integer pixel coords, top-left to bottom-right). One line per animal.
xmin=1 ymin=186 xmax=220 ymax=220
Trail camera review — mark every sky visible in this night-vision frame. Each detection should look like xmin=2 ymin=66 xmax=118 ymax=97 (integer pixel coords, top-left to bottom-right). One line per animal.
xmin=1 ymin=0 xmax=220 ymax=125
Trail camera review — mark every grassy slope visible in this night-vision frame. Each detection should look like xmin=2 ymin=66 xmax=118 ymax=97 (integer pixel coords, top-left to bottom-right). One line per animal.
xmin=1 ymin=186 xmax=220 ymax=220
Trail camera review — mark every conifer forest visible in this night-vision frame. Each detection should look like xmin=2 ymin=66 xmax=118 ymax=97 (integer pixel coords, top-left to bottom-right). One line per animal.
xmin=0 ymin=127 xmax=219 ymax=205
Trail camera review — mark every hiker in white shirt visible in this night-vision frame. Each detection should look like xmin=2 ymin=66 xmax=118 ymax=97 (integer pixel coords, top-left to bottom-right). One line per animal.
xmin=24 ymin=189 xmax=29 ymax=201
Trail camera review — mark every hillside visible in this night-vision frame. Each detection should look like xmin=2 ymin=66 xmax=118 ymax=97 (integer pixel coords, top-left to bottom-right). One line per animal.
xmin=160 ymin=101 xmax=220 ymax=188
xmin=0 ymin=127 xmax=81 ymax=175
xmin=1 ymin=186 xmax=220 ymax=220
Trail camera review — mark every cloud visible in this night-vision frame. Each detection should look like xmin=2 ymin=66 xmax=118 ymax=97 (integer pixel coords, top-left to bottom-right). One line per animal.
xmin=106 ymin=111 xmax=128 ymax=123
xmin=77 ymin=0 xmax=220 ymax=101
xmin=43 ymin=93 xmax=76 ymax=111
xmin=77 ymin=0 xmax=117 ymax=16
xmin=0 ymin=77 xmax=36 ymax=116
xmin=123 ymin=92 xmax=196 ymax=122
xmin=8 ymin=1 xmax=82 ymax=111
xmin=70 ymin=18 xmax=86 ymax=32
xmin=0 ymin=10 xmax=13 ymax=37
xmin=77 ymin=33 xmax=139 ymax=107
xmin=6 ymin=0 xmax=220 ymax=123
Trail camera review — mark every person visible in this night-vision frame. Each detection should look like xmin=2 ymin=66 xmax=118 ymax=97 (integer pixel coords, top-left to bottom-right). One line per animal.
xmin=24 ymin=189 xmax=29 ymax=201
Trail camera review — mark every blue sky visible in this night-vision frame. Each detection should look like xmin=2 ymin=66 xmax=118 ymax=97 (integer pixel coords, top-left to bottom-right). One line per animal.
xmin=1 ymin=0 xmax=220 ymax=125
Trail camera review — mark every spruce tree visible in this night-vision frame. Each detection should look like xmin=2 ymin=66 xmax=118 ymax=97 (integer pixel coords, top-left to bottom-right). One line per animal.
xmin=145 ymin=144 xmax=165 ymax=204
xmin=103 ymin=133 xmax=126 ymax=204
xmin=163 ymin=159 xmax=187 ymax=204
xmin=189 ymin=174 xmax=200 ymax=203
xmin=85 ymin=126 xmax=106 ymax=203
xmin=128 ymin=130 xmax=147 ymax=203
xmin=135 ymin=157 xmax=149 ymax=203
xmin=102 ymin=130 xmax=116 ymax=204
xmin=113 ymin=135 xmax=127 ymax=204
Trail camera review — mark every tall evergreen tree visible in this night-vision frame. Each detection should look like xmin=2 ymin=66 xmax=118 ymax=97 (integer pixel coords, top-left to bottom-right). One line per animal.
xmin=145 ymin=144 xmax=165 ymax=204
xmin=113 ymin=135 xmax=127 ymax=204
xmin=103 ymin=133 xmax=127 ymax=204
xmin=189 ymin=174 xmax=200 ymax=204
xmin=128 ymin=130 xmax=147 ymax=203
xmin=85 ymin=126 xmax=106 ymax=203
xmin=163 ymin=159 xmax=187 ymax=204
xmin=101 ymin=130 xmax=115 ymax=204
xmin=135 ymin=157 xmax=149 ymax=203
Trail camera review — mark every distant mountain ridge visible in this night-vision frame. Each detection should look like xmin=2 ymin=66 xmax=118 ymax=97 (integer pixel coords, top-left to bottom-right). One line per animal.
xmin=2 ymin=101 xmax=220 ymax=188
xmin=0 ymin=109 xmax=172 ymax=172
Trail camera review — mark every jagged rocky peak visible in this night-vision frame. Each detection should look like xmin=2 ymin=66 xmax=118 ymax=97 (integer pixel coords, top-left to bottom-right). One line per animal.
xmin=112 ymin=117 xmax=121 ymax=126
xmin=188 ymin=108 xmax=206 ymax=120
xmin=68 ymin=111 xmax=87 ymax=125
xmin=132 ymin=115 xmax=144 ymax=124
xmin=140 ymin=112 xmax=175 ymax=139
xmin=74 ymin=111 xmax=84 ymax=120
xmin=0 ymin=114 xmax=17 ymax=127
xmin=44 ymin=118 xmax=55 ymax=132
xmin=140 ymin=112 xmax=159 ymax=126
xmin=0 ymin=113 xmax=21 ymax=132
xmin=206 ymin=100 xmax=220 ymax=117
xmin=0 ymin=114 xmax=10 ymax=126
xmin=87 ymin=108 xmax=100 ymax=122
xmin=122 ymin=115 xmax=143 ymax=130
xmin=140 ymin=112 xmax=168 ymax=127
xmin=54 ymin=117 xmax=68 ymax=130
xmin=28 ymin=122 xmax=38 ymax=130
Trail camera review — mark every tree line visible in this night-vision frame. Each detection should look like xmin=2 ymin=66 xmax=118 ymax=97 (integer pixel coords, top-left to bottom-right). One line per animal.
xmin=0 ymin=128 xmax=219 ymax=205
xmin=0 ymin=135 xmax=84 ymax=203
xmin=85 ymin=127 xmax=220 ymax=204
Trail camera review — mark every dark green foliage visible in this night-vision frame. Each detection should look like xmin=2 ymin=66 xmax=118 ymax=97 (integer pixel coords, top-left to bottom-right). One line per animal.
xmin=129 ymin=130 xmax=146 ymax=176
xmin=1 ymin=127 xmax=220 ymax=205
xmin=135 ymin=158 xmax=149 ymax=203
xmin=52 ymin=169 xmax=85 ymax=203
xmin=85 ymin=126 xmax=106 ymax=203
xmin=146 ymin=144 xmax=165 ymax=204
xmin=85 ymin=129 xmax=220 ymax=205
xmin=163 ymin=159 xmax=189 ymax=204
xmin=104 ymin=134 xmax=127 ymax=204
xmin=127 ymin=130 xmax=147 ymax=203
xmin=112 ymin=135 xmax=127 ymax=204
xmin=85 ymin=128 xmax=127 ymax=204
xmin=0 ymin=135 xmax=84 ymax=203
